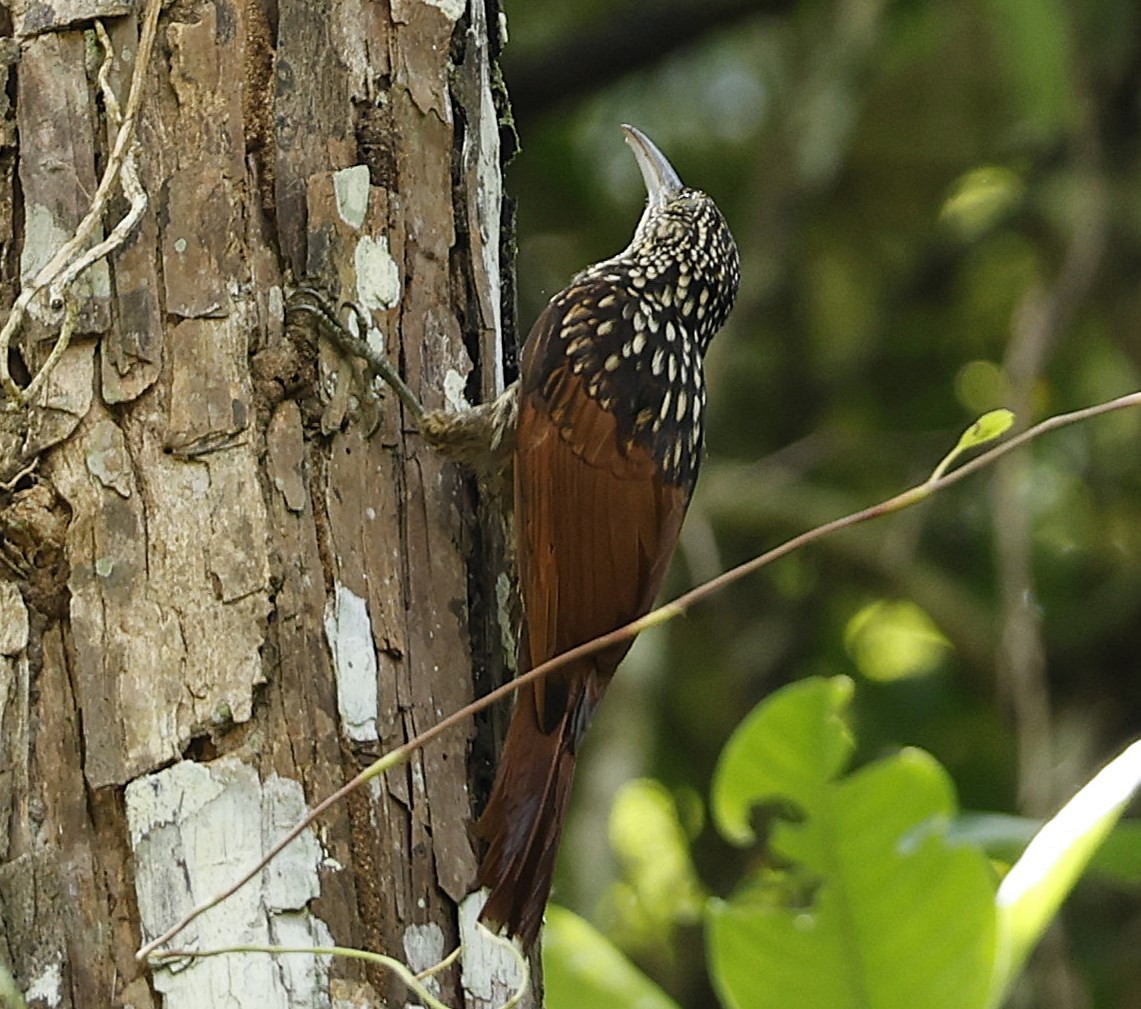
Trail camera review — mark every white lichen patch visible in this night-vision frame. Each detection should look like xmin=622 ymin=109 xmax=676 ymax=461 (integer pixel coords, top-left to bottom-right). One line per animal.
xmin=424 ymin=0 xmax=466 ymax=20
xmin=459 ymin=893 xmax=526 ymax=1006
xmin=403 ymin=922 xmax=446 ymax=1002
xmin=443 ymin=368 xmax=470 ymax=413
xmin=333 ymin=165 xmax=370 ymax=231
xmin=21 ymin=203 xmax=69 ymax=281
xmin=354 ymin=235 xmax=401 ymax=311
xmin=125 ymin=758 xmax=331 ymax=1009
xmin=124 ymin=759 xmax=226 ymax=849
xmin=269 ymin=912 xmax=334 ymax=1006
xmin=24 ymin=958 xmax=62 ymax=1007
xmin=365 ymin=324 xmax=390 ymax=394
xmin=263 ymin=775 xmax=324 ymax=910
xmin=323 ymin=582 xmax=379 ymax=742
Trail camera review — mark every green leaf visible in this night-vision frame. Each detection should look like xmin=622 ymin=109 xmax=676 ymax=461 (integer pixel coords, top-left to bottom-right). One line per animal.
xmin=929 ymin=409 xmax=1016 ymax=482
xmin=955 ymin=409 xmax=1016 ymax=453
xmin=604 ymin=778 xmax=705 ymax=944
xmin=987 ymin=740 xmax=1141 ymax=1008
xmin=711 ymin=675 xmax=854 ymax=847
xmin=843 ymin=599 xmax=951 ymax=682
xmin=707 ymin=677 xmax=997 ymax=1009
xmin=543 ymin=905 xmax=682 ymax=1009
xmin=939 ymin=167 xmax=1026 ymax=240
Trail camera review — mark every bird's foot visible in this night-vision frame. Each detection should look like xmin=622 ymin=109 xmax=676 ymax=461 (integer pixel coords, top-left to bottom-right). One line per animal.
xmin=285 ymin=285 xmax=427 ymax=422
xmin=285 ymin=285 xmax=518 ymax=477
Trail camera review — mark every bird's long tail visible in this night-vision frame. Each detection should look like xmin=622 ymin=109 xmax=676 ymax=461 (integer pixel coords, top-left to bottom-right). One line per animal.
xmin=475 ymin=674 xmax=591 ymax=948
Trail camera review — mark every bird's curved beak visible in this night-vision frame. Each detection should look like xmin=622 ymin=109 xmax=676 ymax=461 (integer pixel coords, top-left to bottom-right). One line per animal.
xmin=622 ymin=124 xmax=684 ymax=210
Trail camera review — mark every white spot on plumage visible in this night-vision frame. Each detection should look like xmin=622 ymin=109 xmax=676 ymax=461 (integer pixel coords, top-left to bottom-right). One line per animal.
xmin=652 ymin=348 xmax=665 ymax=375
xmin=666 ymin=321 xmax=676 ymax=342
xmin=604 ymin=354 xmax=620 ymax=371
xmin=676 ymin=390 xmax=688 ymax=420
xmin=661 ymin=389 xmax=672 ymax=419
xmin=598 ymin=320 xmax=615 ymax=337
xmin=668 ymin=355 xmax=677 ymax=381
xmin=598 ymin=294 xmax=617 ymax=308
xmin=632 ymin=332 xmax=646 ymax=354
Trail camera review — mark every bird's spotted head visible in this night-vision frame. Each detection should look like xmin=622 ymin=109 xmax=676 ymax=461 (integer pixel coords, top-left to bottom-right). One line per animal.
xmin=533 ymin=126 xmax=741 ymax=488
xmin=620 ymin=124 xmax=740 ymax=345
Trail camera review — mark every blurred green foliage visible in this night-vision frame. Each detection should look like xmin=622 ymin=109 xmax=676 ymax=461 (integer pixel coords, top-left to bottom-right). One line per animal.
xmin=707 ymin=676 xmax=998 ymax=1009
xmin=543 ymin=678 xmax=1141 ymax=1009
xmin=500 ymin=0 xmax=1141 ymax=1004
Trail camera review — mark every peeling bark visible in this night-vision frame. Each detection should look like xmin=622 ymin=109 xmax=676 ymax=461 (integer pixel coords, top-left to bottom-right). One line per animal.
xmin=0 ymin=1 xmax=528 ymax=1006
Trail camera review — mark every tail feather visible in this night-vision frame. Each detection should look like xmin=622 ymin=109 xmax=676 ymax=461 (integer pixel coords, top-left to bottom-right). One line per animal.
xmin=475 ymin=676 xmax=585 ymax=947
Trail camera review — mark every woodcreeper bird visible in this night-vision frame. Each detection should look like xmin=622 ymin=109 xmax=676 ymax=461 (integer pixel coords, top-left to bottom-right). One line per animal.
xmin=286 ymin=125 xmax=739 ymax=949
xmin=474 ymin=125 xmax=740 ymax=946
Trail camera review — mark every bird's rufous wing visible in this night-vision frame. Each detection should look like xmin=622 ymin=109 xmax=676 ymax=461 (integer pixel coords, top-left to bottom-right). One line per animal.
xmin=514 ymin=302 xmax=690 ymax=732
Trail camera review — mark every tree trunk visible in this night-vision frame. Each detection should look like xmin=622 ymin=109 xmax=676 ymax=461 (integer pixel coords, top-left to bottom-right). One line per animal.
xmin=0 ymin=0 xmax=528 ymax=1005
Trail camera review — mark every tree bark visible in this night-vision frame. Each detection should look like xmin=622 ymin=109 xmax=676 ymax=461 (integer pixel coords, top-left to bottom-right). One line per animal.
xmin=0 ymin=0 xmax=528 ymax=1006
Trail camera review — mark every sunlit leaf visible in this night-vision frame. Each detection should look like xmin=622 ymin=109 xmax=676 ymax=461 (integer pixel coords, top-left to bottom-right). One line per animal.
xmin=543 ymin=905 xmax=682 ymax=1009
xmin=605 ymin=778 xmax=705 ymax=944
xmin=930 ymin=409 xmax=1016 ymax=482
xmin=843 ymin=599 xmax=951 ymax=682
xmin=959 ymin=409 xmax=1016 ymax=450
xmin=940 ymin=166 xmax=1025 ymax=240
xmin=987 ymin=740 xmax=1141 ymax=1008
xmin=707 ymin=677 xmax=997 ymax=1009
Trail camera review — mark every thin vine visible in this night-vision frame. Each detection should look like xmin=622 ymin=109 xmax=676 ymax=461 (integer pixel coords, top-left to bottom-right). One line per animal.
xmin=0 ymin=0 xmax=160 ymax=408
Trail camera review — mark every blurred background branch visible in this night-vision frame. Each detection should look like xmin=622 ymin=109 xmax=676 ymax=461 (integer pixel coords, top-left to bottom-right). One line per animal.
xmin=505 ymin=0 xmax=792 ymax=129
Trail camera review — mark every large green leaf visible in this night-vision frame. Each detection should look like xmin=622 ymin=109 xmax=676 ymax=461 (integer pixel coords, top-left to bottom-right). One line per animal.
xmin=543 ymin=905 xmax=682 ymax=1009
xmin=707 ymin=676 xmax=997 ymax=1009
